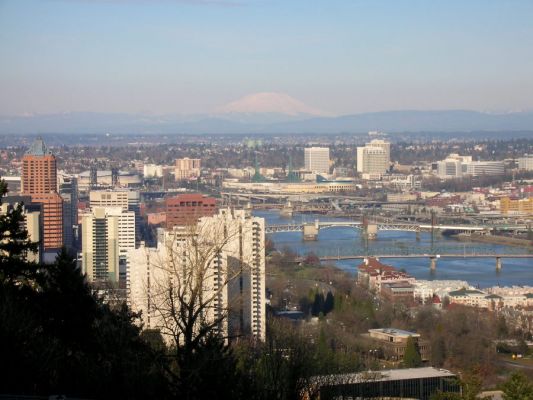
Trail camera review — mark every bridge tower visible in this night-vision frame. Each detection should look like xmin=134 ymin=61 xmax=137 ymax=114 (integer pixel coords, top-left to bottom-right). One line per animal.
xmin=303 ymin=220 xmax=319 ymax=241
xmin=429 ymin=255 xmax=439 ymax=270
xmin=362 ymin=214 xmax=377 ymax=239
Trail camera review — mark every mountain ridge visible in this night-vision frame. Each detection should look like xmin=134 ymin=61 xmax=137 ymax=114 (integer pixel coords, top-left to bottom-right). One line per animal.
xmin=1 ymin=109 xmax=533 ymax=135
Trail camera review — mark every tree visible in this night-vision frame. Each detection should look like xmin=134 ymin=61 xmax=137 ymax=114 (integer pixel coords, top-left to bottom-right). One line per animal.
xmin=312 ymin=291 xmax=325 ymax=316
xmin=304 ymin=251 xmax=320 ymax=267
xmin=0 ymin=180 xmax=169 ymax=398
xmin=431 ymin=335 xmax=446 ymax=367
xmin=143 ymin=214 xmax=264 ymax=399
xmin=403 ymin=336 xmax=422 ymax=367
xmin=324 ymin=291 xmax=335 ymax=315
xmin=502 ymin=372 xmax=533 ymax=400
xmin=0 ymin=178 xmax=39 ymax=284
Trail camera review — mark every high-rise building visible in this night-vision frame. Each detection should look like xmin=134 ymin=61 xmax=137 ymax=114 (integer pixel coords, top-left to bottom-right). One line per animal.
xmin=518 ymin=155 xmax=533 ymax=171
xmin=128 ymin=208 xmax=266 ymax=342
xmin=356 ymin=146 xmax=388 ymax=176
xmin=367 ymin=139 xmax=390 ymax=162
xmin=90 ymin=190 xmax=141 ymax=243
xmin=81 ymin=206 xmax=135 ymax=283
xmin=22 ymin=138 xmax=57 ymax=195
xmin=304 ymin=147 xmax=330 ymax=174
xmin=175 ymin=158 xmax=201 ymax=181
xmin=356 ymin=139 xmax=391 ymax=176
xmin=21 ymin=138 xmax=63 ymax=254
xmin=59 ymin=175 xmax=78 ymax=252
xmin=165 ymin=193 xmax=217 ymax=228
xmin=143 ymin=164 xmax=164 ymax=178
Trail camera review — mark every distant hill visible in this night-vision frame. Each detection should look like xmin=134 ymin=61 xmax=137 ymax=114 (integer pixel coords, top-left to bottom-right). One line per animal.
xmin=1 ymin=110 xmax=533 ymax=135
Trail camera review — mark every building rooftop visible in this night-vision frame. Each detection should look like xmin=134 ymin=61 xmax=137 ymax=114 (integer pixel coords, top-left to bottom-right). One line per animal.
xmin=368 ymin=328 xmax=420 ymax=338
xmin=26 ymin=137 xmax=52 ymax=156
xmin=357 ymin=257 xmax=396 ymax=272
xmin=312 ymin=367 xmax=456 ymax=385
xmin=448 ymin=288 xmax=486 ymax=297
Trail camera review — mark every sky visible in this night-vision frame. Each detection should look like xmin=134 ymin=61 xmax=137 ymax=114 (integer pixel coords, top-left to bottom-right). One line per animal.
xmin=1 ymin=0 xmax=533 ymax=116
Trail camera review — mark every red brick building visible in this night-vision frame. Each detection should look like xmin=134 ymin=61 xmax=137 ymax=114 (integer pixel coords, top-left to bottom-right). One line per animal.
xmin=21 ymin=138 xmax=63 ymax=251
xmin=165 ymin=193 xmax=217 ymax=228
xmin=22 ymin=138 xmax=58 ymax=195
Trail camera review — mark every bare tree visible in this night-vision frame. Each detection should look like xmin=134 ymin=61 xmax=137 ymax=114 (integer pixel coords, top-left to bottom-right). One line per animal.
xmin=130 ymin=209 xmax=266 ymax=396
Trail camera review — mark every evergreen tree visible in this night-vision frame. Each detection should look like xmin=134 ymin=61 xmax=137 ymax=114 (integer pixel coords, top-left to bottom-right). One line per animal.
xmin=431 ymin=336 xmax=446 ymax=367
xmin=0 ymin=182 xmax=169 ymax=398
xmin=403 ymin=336 xmax=422 ymax=367
xmin=324 ymin=291 xmax=334 ymax=314
xmin=0 ymin=179 xmax=38 ymax=283
xmin=502 ymin=372 xmax=533 ymax=400
xmin=311 ymin=292 xmax=325 ymax=316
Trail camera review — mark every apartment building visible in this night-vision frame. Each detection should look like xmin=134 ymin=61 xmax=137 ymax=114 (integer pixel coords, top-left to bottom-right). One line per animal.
xmin=81 ymin=206 xmax=136 ymax=283
xmin=128 ymin=208 xmax=266 ymax=342
xmin=304 ymin=147 xmax=330 ymax=174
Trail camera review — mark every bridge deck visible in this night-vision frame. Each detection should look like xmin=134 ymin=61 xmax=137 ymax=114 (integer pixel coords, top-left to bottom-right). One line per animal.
xmin=313 ymin=254 xmax=533 ymax=261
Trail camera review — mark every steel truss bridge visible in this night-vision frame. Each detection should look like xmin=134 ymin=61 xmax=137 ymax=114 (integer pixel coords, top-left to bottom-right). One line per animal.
xmin=265 ymin=221 xmax=488 ymax=234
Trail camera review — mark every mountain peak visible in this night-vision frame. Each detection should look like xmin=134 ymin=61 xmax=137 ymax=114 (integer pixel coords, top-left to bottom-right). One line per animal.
xmin=214 ymin=92 xmax=329 ymax=116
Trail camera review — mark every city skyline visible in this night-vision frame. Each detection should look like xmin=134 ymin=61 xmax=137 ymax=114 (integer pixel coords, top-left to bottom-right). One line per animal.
xmin=1 ymin=0 xmax=533 ymax=117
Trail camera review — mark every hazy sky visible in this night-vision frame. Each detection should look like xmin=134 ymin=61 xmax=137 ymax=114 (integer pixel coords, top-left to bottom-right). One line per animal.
xmin=1 ymin=0 xmax=533 ymax=116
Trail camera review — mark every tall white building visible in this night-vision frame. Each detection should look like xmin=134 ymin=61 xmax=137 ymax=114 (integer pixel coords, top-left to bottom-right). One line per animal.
xmin=90 ymin=190 xmax=141 ymax=243
xmin=518 ymin=155 xmax=533 ymax=171
xmin=436 ymin=154 xmax=467 ymax=179
xmin=128 ymin=208 xmax=266 ymax=342
xmin=356 ymin=144 xmax=389 ymax=176
xmin=366 ymin=139 xmax=390 ymax=162
xmin=143 ymin=164 xmax=164 ymax=178
xmin=81 ymin=206 xmax=136 ymax=283
xmin=436 ymin=154 xmax=504 ymax=179
xmin=304 ymin=147 xmax=330 ymax=174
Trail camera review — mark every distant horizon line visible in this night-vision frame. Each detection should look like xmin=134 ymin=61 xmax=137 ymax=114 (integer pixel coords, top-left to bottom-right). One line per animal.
xmin=3 ymin=108 xmax=533 ymax=119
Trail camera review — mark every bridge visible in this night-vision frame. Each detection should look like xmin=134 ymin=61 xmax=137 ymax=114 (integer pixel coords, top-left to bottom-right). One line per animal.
xmin=265 ymin=219 xmax=488 ymax=239
xmin=295 ymin=253 xmax=533 ymax=270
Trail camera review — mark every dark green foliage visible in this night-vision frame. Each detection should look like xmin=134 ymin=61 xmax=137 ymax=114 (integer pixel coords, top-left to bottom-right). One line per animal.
xmin=431 ymin=336 xmax=447 ymax=367
xmin=0 ymin=179 xmax=39 ymax=284
xmin=403 ymin=336 xmax=423 ymax=368
xmin=502 ymin=372 xmax=533 ymax=400
xmin=430 ymin=370 xmax=481 ymax=400
xmin=0 ymin=180 xmax=169 ymax=398
xmin=431 ymin=391 xmax=463 ymax=400
xmin=174 ymin=333 xmax=248 ymax=400
xmin=0 ymin=249 xmax=169 ymax=399
xmin=309 ymin=290 xmax=335 ymax=317
xmin=324 ymin=291 xmax=334 ymax=314
xmin=312 ymin=291 xmax=325 ymax=316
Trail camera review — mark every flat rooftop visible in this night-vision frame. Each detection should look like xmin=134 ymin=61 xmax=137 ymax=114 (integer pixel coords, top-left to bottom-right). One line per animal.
xmin=312 ymin=367 xmax=456 ymax=385
xmin=368 ymin=328 xmax=420 ymax=338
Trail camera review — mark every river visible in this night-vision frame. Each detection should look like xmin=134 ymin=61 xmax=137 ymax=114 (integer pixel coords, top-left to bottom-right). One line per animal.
xmin=255 ymin=210 xmax=533 ymax=288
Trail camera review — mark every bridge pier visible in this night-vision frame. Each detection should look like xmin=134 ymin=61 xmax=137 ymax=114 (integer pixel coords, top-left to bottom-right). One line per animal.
xmin=364 ymin=223 xmax=378 ymax=240
xmin=496 ymin=257 xmax=502 ymax=271
xmin=416 ymin=231 xmax=420 ymax=241
xmin=303 ymin=223 xmax=319 ymax=241
xmin=429 ymin=256 xmax=437 ymax=270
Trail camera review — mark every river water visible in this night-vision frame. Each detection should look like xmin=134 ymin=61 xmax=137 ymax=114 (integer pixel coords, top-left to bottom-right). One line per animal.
xmin=255 ymin=210 xmax=533 ymax=288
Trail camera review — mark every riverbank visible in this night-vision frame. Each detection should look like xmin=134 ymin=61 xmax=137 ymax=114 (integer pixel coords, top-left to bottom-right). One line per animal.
xmin=454 ymin=233 xmax=533 ymax=249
